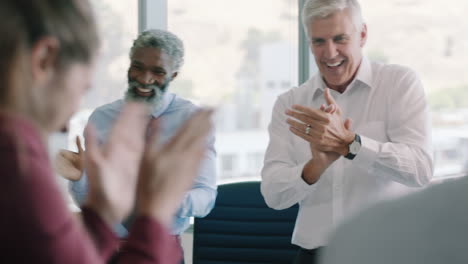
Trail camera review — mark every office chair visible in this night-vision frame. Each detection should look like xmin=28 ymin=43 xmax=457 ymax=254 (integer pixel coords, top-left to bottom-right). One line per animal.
xmin=193 ymin=181 xmax=299 ymax=264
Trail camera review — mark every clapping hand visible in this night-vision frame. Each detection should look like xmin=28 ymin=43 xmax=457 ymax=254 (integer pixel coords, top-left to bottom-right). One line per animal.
xmin=84 ymin=103 xmax=149 ymax=225
xmin=54 ymin=136 xmax=84 ymax=181
xmin=136 ymin=109 xmax=214 ymax=226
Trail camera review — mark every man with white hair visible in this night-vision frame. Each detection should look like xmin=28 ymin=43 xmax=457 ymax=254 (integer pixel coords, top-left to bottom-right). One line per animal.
xmin=261 ymin=0 xmax=433 ymax=263
xmin=57 ymin=29 xmax=217 ymax=258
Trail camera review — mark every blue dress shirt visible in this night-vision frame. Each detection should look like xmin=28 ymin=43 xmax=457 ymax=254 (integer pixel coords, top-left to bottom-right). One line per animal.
xmin=70 ymin=93 xmax=217 ymax=236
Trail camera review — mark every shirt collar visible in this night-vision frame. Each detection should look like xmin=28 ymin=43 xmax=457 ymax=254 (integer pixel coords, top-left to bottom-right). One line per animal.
xmin=354 ymin=56 xmax=372 ymax=89
xmin=311 ymin=77 xmax=327 ymax=101
xmin=312 ymin=56 xmax=373 ymax=100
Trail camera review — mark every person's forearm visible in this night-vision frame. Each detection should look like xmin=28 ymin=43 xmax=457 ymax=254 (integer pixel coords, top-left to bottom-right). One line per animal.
xmin=262 ymin=97 xmax=325 ymax=210
xmin=261 ymin=161 xmax=319 ymax=210
xmin=81 ymin=207 xmax=120 ymax=259
xmin=354 ymin=136 xmax=433 ymax=187
xmin=117 ymin=216 xmax=182 ymax=264
xmin=10 ymin=160 xmax=118 ymax=263
xmin=370 ymin=70 xmax=433 ymax=186
xmin=176 ymin=187 xmax=217 ymax=218
xmin=83 ymin=207 xmax=182 ymax=264
xmin=301 ymin=158 xmax=329 ymax=185
xmin=178 ymin=146 xmax=217 ymax=219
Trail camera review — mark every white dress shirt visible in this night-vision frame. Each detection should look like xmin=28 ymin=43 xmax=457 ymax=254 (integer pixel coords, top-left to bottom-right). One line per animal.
xmin=261 ymin=57 xmax=433 ymax=249
xmin=321 ymin=176 xmax=468 ymax=264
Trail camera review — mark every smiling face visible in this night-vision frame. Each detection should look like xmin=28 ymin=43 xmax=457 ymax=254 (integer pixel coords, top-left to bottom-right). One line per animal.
xmin=307 ymin=8 xmax=367 ymax=92
xmin=125 ymin=47 xmax=177 ymax=106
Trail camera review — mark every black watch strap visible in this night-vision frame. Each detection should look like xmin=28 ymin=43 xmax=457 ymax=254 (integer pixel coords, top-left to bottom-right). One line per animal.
xmin=344 ymin=134 xmax=361 ymax=160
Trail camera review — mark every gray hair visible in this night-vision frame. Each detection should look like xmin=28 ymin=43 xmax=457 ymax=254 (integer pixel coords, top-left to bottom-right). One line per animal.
xmin=129 ymin=29 xmax=184 ymax=72
xmin=301 ymin=0 xmax=364 ymax=35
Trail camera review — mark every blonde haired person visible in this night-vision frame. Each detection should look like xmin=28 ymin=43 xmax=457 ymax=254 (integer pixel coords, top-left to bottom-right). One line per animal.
xmin=0 ymin=0 xmax=212 ymax=263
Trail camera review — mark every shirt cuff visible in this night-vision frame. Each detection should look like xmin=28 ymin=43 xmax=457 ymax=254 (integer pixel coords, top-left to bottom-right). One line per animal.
xmin=353 ymin=135 xmax=380 ymax=171
xmin=295 ymin=160 xmax=320 ymax=193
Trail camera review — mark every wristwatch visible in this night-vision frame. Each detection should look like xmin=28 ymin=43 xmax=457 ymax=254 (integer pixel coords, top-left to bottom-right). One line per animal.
xmin=344 ymin=134 xmax=361 ymax=160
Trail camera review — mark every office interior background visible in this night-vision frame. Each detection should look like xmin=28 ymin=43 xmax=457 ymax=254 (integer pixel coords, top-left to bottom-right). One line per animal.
xmin=50 ymin=0 xmax=467 ymax=262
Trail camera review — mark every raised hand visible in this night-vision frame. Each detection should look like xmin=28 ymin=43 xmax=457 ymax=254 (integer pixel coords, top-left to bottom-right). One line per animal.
xmin=54 ymin=136 xmax=84 ymax=181
xmin=309 ymin=117 xmax=352 ymax=165
xmin=286 ymin=88 xmax=354 ymax=156
xmin=136 ymin=109 xmax=214 ymax=226
xmin=84 ymin=103 xmax=149 ymax=226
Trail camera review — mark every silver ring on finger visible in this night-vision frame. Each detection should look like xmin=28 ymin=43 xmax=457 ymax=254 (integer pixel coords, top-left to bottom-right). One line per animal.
xmin=305 ymin=124 xmax=311 ymax=135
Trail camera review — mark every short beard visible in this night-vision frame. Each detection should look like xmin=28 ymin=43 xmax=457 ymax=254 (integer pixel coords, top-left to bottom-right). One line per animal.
xmin=124 ymin=79 xmax=170 ymax=113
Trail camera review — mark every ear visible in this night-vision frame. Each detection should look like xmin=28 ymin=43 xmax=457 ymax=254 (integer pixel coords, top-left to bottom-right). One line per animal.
xmin=30 ymin=37 xmax=60 ymax=84
xmin=360 ymin=23 xmax=368 ymax=48
xmin=171 ymin=71 xmax=178 ymax=80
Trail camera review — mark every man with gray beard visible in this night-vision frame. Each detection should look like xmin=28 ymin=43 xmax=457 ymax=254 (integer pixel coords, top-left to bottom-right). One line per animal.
xmin=56 ymin=30 xmax=217 ymax=258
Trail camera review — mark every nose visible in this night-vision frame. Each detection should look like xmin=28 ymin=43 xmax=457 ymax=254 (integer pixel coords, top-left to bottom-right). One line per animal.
xmin=324 ymin=41 xmax=338 ymax=59
xmin=137 ymin=71 xmax=154 ymax=85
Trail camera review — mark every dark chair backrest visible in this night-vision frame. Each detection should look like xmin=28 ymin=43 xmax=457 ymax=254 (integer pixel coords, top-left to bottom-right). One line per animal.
xmin=193 ymin=181 xmax=299 ymax=264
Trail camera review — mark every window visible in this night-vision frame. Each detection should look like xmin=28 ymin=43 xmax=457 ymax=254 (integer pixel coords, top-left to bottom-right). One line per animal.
xmin=220 ymin=154 xmax=238 ymax=180
xmin=67 ymin=0 xmax=138 ymax=151
xmin=281 ymin=81 xmax=291 ymax=89
xmin=168 ymin=0 xmax=298 ymax=182
xmin=247 ymin=152 xmax=265 ymax=176
xmin=62 ymin=0 xmax=466 ymax=183
xmin=267 ymin=81 xmax=276 ymax=89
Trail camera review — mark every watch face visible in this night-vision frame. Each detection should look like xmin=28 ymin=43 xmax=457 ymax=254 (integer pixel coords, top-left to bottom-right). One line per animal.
xmin=350 ymin=141 xmax=361 ymax=154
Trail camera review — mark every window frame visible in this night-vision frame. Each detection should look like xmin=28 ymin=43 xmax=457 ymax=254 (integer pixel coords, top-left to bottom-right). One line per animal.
xmin=139 ymin=0 xmax=308 ymax=83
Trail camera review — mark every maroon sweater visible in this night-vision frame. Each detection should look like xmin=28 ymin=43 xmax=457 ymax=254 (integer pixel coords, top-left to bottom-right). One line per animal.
xmin=0 ymin=113 xmax=182 ymax=264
